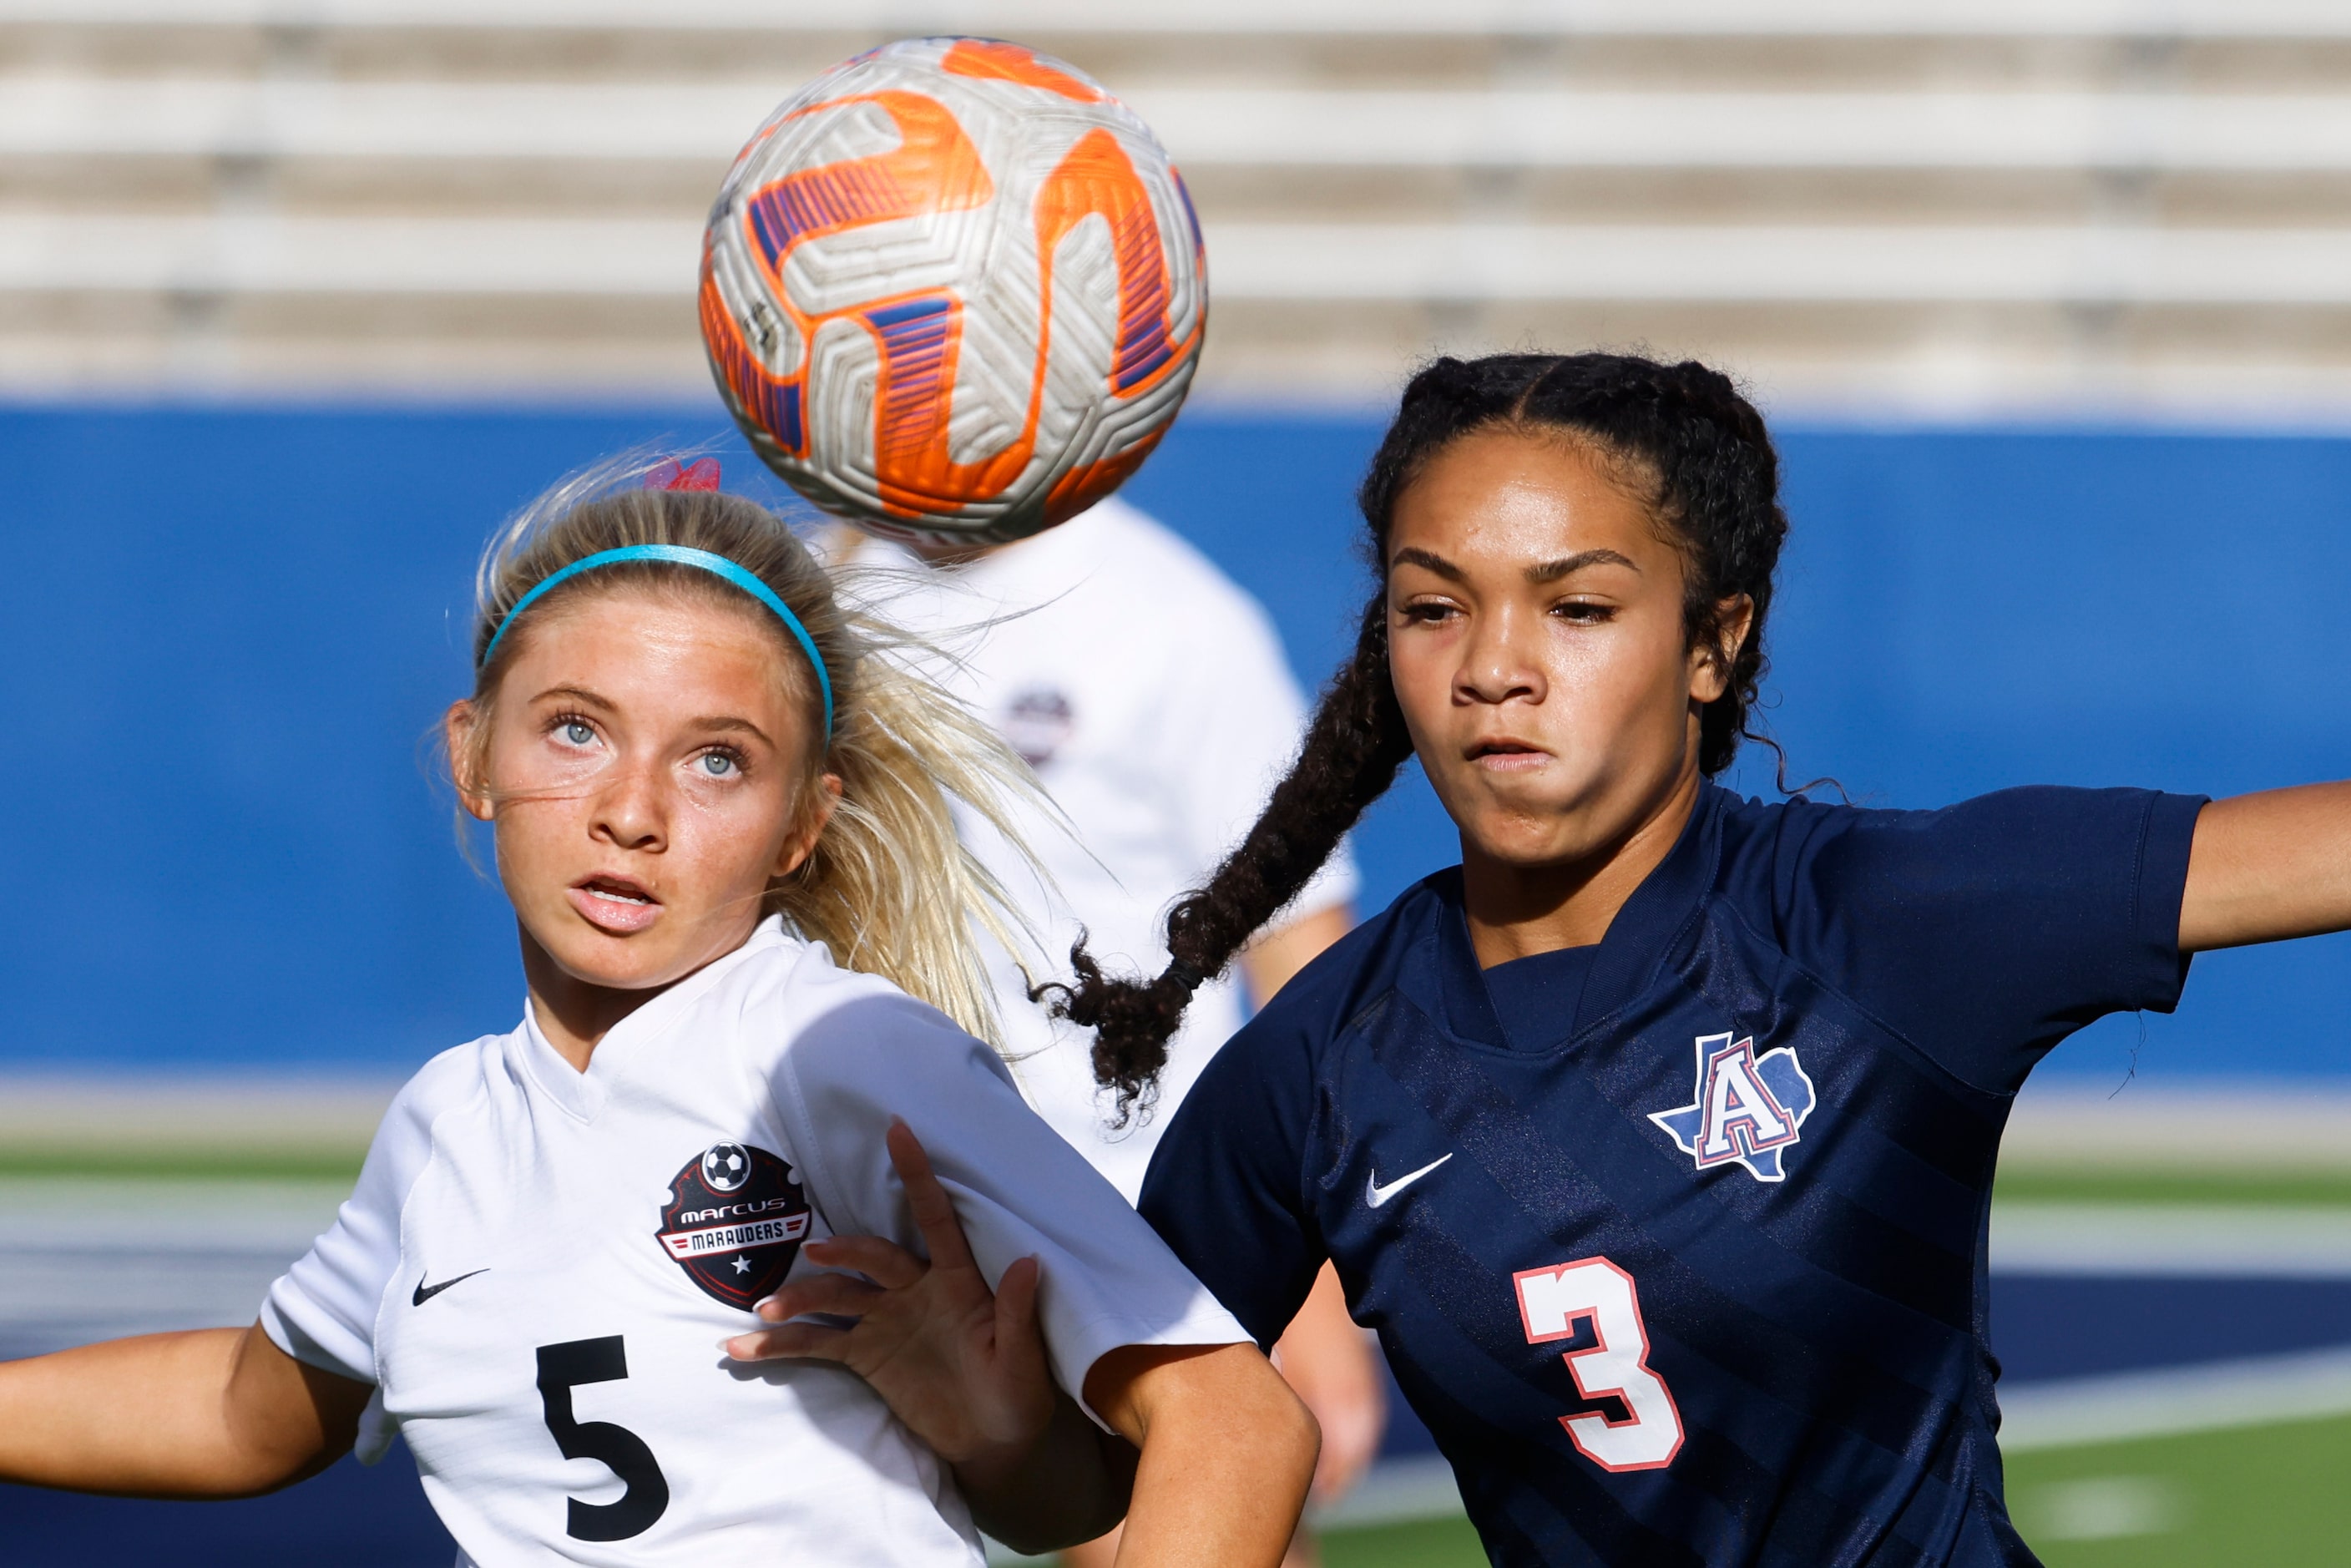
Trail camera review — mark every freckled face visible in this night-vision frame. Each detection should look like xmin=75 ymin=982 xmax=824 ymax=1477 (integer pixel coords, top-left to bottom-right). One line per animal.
xmin=1385 ymin=429 xmax=1727 ymax=872
xmin=453 ymin=587 xmax=829 ymax=994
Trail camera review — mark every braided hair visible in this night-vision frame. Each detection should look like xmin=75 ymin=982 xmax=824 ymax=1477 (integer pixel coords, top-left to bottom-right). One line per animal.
xmin=1046 ymin=352 xmax=1790 ymax=1116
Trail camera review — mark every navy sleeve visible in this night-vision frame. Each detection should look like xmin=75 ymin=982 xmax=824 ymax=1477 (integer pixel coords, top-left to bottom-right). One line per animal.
xmin=1135 ymin=1001 xmax=1326 ymax=1350
xmin=1769 ymin=787 xmax=2206 ymax=1095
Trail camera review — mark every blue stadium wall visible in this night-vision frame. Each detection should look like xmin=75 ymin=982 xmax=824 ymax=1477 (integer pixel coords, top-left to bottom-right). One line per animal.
xmin=1 ymin=403 xmax=2344 ymax=1083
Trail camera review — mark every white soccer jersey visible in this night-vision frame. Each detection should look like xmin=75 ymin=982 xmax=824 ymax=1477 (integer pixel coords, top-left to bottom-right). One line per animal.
xmin=260 ymin=918 xmax=1246 ymax=1568
xmin=859 ymin=497 xmax=1360 ymax=1201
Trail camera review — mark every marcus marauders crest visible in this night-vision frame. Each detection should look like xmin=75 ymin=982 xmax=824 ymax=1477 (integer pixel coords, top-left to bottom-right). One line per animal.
xmin=655 ymin=1142 xmax=812 ymax=1310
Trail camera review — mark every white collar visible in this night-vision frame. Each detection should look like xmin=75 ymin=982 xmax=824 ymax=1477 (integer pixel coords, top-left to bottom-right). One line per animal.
xmin=513 ymin=917 xmax=793 ymax=1121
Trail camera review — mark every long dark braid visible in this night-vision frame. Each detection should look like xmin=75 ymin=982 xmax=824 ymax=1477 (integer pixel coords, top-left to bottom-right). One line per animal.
xmin=1047 ymin=351 xmax=1789 ymax=1115
xmin=1044 ymin=592 xmax=1415 ymax=1119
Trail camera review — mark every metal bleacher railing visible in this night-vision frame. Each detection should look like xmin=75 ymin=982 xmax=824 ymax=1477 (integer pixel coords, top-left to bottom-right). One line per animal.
xmin=5 ymin=0 xmax=2351 ymax=412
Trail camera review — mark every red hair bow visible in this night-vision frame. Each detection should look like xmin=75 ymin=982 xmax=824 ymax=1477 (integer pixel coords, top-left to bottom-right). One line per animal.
xmin=645 ymin=457 xmax=721 ymax=492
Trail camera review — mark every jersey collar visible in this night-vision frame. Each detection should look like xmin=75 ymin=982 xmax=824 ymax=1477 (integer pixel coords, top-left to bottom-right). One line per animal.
xmin=513 ymin=915 xmax=796 ymax=1121
xmin=1413 ymin=784 xmax=1728 ymax=1054
xmin=1575 ymin=783 xmax=1726 ymax=1032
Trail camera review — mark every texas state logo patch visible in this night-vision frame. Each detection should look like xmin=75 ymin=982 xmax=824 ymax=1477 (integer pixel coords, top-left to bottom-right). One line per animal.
xmin=655 ymin=1142 xmax=812 ymax=1310
xmin=1649 ymin=1031 xmax=1817 ymax=1183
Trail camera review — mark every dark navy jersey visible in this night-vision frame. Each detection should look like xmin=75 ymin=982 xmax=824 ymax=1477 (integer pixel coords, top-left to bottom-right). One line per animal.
xmin=1137 ymin=784 xmax=2204 ymax=1568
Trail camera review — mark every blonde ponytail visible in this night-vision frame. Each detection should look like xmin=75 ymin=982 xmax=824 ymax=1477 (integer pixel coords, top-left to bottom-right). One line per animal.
xmin=770 ymin=610 xmax=1041 ymax=1044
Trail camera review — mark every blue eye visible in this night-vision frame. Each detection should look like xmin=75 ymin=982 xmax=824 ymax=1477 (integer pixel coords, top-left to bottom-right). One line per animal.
xmin=700 ymin=752 xmax=737 ymax=777
xmin=562 ymin=721 xmax=594 ymax=746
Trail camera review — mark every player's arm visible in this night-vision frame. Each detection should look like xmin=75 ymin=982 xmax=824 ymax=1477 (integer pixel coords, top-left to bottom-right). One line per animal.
xmin=1236 ymin=903 xmax=1388 ymax=1507
xmin=2179 ymin=782 xmax=2351 ymax=952
xmin=1083 ymin=1342 xmax=1317 ymax=1568
xmin=0 ymin=1321 xmax=370 ymax=1497
xmin=950 ymin=1380 xmax=1140 ymax=1553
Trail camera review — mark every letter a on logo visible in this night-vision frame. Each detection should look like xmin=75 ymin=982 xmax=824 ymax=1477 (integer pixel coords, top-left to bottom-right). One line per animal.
xmin=1650 ymin=1032 xmax=1817 ymax=1183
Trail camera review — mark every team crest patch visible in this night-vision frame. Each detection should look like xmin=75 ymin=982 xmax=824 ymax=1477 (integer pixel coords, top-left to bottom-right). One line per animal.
xmin=655 ymin=1142 xmax=812 ymax=1310
xmin=1649 ymin=1031 xmax=1817 ymax=1183
xmin=1003 ymin=686 xmax=1075 ymax=768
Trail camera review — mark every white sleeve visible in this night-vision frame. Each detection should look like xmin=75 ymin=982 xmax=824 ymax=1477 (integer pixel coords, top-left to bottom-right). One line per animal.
xmin=260 ymin=1075 xmax=439 ymax=1389
xmin=770 ymin=987 xmax=1250 ymax=1419
xmin=1157 ymin=591 xmax=1359 ymax=924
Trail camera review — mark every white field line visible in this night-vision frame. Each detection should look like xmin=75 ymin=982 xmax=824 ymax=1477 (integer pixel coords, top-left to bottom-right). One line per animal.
xmin=2000 ymin=1345 xmax=2351 ymax=1451
xmin=0 ymin=1177 xmax=346 ymax=1357
xmin=1312 ymin=1454 xmax=1465 ymax=1530
xmin=2003 ymin=1082 xmax=2351 ymax=1170
xmin=1991 ymin=1204 xmax=2351 ymax=1277
xmin=0 ymin=1073 xmax=398 ymax=1150
xmin=7 ymin=0 xmax=2351 ymax=41
xmin=0 ymin=1176 xmax=351 ymax=1252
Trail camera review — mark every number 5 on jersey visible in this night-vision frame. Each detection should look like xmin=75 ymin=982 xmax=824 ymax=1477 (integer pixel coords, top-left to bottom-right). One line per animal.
xmin=1514 ymin=1258 xmax=1684 ymax=1472
xmin=537 ymin=1337 xmax=671 ymax=1541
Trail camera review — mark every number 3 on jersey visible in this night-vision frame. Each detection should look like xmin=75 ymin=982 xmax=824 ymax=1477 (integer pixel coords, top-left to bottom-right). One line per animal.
xmin=1514 ymin=1258 xmax=1684 ymax=1472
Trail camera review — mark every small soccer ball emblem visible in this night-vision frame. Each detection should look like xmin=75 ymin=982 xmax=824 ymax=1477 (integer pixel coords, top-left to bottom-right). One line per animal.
xmin=701 ymin=1143 xmax=751 ymax=1192
xmin=700 ymin=37 xmax=1206 ymax=545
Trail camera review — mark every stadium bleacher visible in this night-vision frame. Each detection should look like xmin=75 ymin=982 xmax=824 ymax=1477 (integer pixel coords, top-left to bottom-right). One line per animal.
xmin=9 ymin=0 xmax=2351 ymax=411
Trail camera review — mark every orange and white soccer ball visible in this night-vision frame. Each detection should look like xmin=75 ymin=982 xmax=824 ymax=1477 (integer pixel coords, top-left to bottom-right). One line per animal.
xmin=700 ymin=38 xmax=1206 ymax=545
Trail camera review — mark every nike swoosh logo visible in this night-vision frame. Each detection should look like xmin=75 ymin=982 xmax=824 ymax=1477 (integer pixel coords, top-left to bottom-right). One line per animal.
xmin=1366 ymin=1154 xmax=1454 ymax=1209
xmin=412 ymin=1269 xmax=489 ymax=1307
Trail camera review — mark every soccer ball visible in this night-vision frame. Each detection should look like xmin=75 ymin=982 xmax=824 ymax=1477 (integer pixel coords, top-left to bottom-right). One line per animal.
xmin=700 ymin=37 xmax=1206 ymax=545
xmin=701 ymin=1143 xmax=751 ymax=1192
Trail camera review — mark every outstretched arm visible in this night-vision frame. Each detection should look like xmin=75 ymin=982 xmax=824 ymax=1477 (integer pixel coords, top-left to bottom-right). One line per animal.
xmin=0 ymin=1322 xmax=371 ymax=1498
xmin=2180 ymin=783 xmax=2351 ymax=953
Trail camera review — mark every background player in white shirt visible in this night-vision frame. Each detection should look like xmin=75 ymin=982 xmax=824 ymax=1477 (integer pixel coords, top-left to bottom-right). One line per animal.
xmin=0 ymin=463 xmax=1317 ymax=1566
xmin=854 ymin=496 xmax=1385 ymax=1565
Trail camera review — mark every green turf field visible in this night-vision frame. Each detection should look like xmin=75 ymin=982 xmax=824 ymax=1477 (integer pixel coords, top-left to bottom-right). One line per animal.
xmin=1312 ymin=1413 xmax=2351 ymax=1565
xmin=2005 ymin=1410 xmax=2351 ymax=1565
xmin=1322 ymin=1513 xmax=1490 ymax=1567
xmin=1992 ymin=1165 xmax=2351 ymax=1209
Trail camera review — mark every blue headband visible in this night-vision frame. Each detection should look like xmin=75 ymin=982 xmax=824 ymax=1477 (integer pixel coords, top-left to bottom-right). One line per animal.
xmin=479 ymin=544 xmax=834 ymax=734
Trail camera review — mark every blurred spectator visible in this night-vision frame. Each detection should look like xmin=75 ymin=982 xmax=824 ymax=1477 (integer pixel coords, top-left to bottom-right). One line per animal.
xmin=852 ymin=493 xmax=1385 ymax=1565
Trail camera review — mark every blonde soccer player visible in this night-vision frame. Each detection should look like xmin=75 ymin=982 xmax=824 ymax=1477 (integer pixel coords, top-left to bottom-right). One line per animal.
xmin=0 ymin=459 xmax=1314 ymax=1566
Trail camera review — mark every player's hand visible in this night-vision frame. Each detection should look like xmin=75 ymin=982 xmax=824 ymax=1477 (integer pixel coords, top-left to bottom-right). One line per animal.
xmin=721 ymin=1120 xmax=1056 ymax=1473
